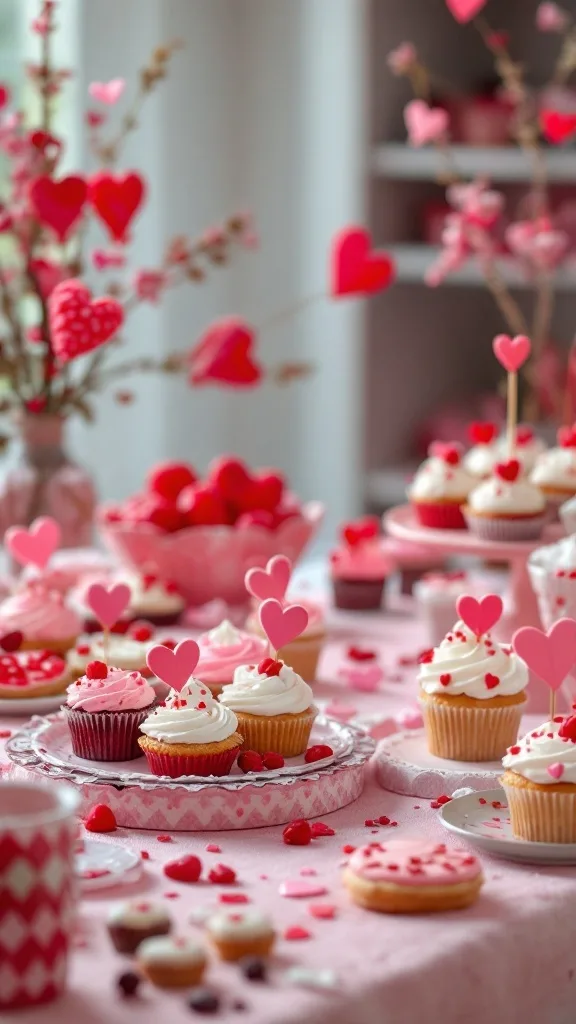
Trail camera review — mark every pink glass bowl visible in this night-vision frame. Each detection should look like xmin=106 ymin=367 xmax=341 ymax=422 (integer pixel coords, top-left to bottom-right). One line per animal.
xmin=97 ymin=501 xmax=324 ymax=606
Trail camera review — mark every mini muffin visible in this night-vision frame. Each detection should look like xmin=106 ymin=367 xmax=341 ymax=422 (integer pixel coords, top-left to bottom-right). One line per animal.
xmin=219 ymin=658 xmax=317 ymax=757
xmin=342 ymin=839 xmax=483 ymax=913
xmin=137 ymin=935 xmax=207 ymax=989
xmin=64 ymin=662 xmax=156 ymax=761
xmin=246 ymin=600 xmax=325 ymax=682
xmin=196 ymin=619 xmax=267 ymax=695
xmin=408 ymin=442 xmax=475 ymax=530
xmin=206 ymin=909 xmax=276 ymax=961
xmin=463 ymin=421 xmax=500 ymax=479
xmin=530 ymin=424 xmax=576 ymax=507
xmin=464 ymin=458 xmax=547 ymax=541
xmin=107 ymin=900 xmax=172 ymax=954
xmin=0 ymin=582 xmax=81 ymax=653
xmin=329 ymin=517 xmax=393 ymax=611
xmin=67 ymin=631 xmax=154 ymax=678
xmin=0 ymin=649 xmax=69 ymax=700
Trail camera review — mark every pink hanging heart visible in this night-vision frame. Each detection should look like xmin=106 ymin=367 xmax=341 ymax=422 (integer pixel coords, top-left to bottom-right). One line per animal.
xmin=245 ymin=555 xmax=292 ymax=602
xmin=146 ymin=639 xmax=200 ymax=692
xmin=445 ymin=0 xmax=486 ymax=22
xmin=86 ymin=582 xmax=131 ymax=629
xmin=88 ymin=78 xmax=125 ymax=105
xmin=513 ymin=618 xmax=576 ymax=692
xmin=456 ymin=594 xmax=503 ymax=636
xmin=5 ymin=516 xmax=61 ymax=570
xmin=404 ymin=100 xmax=449 ymax=147
xmin=492 ymin=334 xmax=531 ymax=373
xmin=258 ymin=599 xmax=309 ymax=652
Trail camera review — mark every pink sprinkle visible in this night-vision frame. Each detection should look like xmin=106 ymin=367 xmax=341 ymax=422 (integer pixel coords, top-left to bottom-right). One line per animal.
xmin=308 ymin=903 xmax=337 ymax=920
xmin=205 ymin=843 xmax=221 ymax=853
xmin=284 ymin=925 xmax=312 ymax=941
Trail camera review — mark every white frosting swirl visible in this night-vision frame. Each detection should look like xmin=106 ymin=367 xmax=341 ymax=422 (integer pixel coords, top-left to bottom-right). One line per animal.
xmin=207 ymin=619 xmax=241 ymax=645
xmin=502 ymin=717 xmax=576 ymax=784
xmin=408 ymin=457 xmax=475 ymax=501
xmin=67 ymin=634 xmax=151 ymax=674
xmin=496 ymin=434 xmax=546 ymax=474
xmin=124 ymin=574 xmax=184 ymax=616
xmin=467 ymin=476 xmax=545 ymax=514
xmin=137 ymin=936 xmax=205 ymax=966
xmin=207 ymin=909 xmax=274 ymax=940
xmin=139 ymin=677 xmax=239 ymax=743
xmin=463 ymin=444 xmax=500 ymax=479
xmin=531 ymin=447 xmax=576 ymax=492
xmin=418 ymin=621 xmax=528 ymax=699
xmin=219 ymin=662 xmax=314 ymax=716
xmin=529 ymin=534 xmax=576 ymax=573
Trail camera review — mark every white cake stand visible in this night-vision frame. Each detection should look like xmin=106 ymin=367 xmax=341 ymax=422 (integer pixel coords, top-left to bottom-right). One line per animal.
xmin=375 ymin=730 xmax=503 ymax=799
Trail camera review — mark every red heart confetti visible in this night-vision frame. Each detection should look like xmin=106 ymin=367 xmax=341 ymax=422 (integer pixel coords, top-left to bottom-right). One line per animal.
xmin=283 ymin=925 xmax=312 ymax=941
xmin=84 ymin=804 xmax=117 ymax=833
xmin=308 ymin=903 xmax=337 ymax=920
xmin=304 ymin=745 xmax=334 ymax=763
xmin=310 ymin=822 xmax=336 ymax=838
xmin=282 ymin=819 xmax=312 ymax=846
xmin=163 ymin=855 xmax=202 ymax=883
xmin=219 ymin=893 xmax=249 ymax=904
xmin=208 ymin=863 xmax=237 ymax=885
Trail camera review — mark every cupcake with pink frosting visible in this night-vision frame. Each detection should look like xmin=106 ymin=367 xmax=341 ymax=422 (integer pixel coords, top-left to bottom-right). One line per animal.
xmin=64 ymin=661 xmax=156 ymax=761
xmin=0 ymin=582 xmax=82 ymax=653
xmin=196 ymin=620 xmax=267 ymax=695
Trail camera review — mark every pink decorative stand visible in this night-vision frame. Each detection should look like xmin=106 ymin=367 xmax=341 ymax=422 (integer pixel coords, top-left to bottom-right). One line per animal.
xmin=375 ymin=730 xmax=502 ymax=798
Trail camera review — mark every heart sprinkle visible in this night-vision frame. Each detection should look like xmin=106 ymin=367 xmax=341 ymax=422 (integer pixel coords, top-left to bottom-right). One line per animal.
xmin=547 ymin=762 xmax=565 ymax=780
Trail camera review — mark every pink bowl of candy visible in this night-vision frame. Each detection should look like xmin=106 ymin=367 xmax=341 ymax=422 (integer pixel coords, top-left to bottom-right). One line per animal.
xmin=97 ymin=456 xmax=324 ymax=606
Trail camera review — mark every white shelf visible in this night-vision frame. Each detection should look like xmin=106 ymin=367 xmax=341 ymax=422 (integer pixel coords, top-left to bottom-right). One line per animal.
xmin=372 ymin=143 xmax=576 ymax=183
xmin=390 ymin=243 xmax=576 ymax=290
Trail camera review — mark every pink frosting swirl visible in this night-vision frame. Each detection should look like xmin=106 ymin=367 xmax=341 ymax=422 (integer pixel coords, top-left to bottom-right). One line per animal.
xmin=330 ymin=541 xmax=393 ymax=580
xmin=0 ymin=584 xmax=81 ymax=640
xmin=66 ymin=667 xmax=155 ymax=712
xmin=197 ymin=620 xmax=267 ymax=683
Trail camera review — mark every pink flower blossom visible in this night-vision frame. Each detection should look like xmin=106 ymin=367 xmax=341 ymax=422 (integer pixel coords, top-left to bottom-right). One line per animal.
xmin=404 ymin=100 xmax=449 ymax=147
xmin=166 ymin=236 xmax=190 ymax=266
xmin=31 ymin=16 xmax=50 ymax=35
xmin=447 ymin=181 xmax=504 ymax=228
xmin=91 ymin=248 xmax=126 ymax=271
xmin=201 ymin=226 xmax=226 ymax=247
xmin=387 ymin=42 xmax=417 ymax=75
xmin=536 ymin=2 xmax=568 ymax=32
xmin=506 ymin=217 xmax=569 ymax=272
xmin=88 ymin=79 xmax=125 ymax=105
xmin=133 ymin=269 xmax=166 ymax=303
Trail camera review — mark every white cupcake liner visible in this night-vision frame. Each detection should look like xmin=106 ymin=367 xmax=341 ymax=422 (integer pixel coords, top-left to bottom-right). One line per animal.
xmin=464 ymin=511 xmax=547 ymax=543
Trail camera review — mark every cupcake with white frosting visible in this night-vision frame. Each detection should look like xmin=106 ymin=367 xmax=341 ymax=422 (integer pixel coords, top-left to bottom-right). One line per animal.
xmin=196 ymin=619 xmax=267 ymax=695
xmin=219 ymin=657 xmax=317 ymax=756
xmin=408 ymin=442 xmax=475 ymax=530
xmin=527 ymin=534 xmax=576 ymax=629
xmin=464 ymin=421 xmax=500 ymax=479
xmin=67 ymin=632 xmax=154 ymax=677
xmin=501 ymin=713 xmax=576 ymax=842
xmin=206 ymin=909 xmax=276 ymax=961
xmin=531 ymin=424 xmax=576 ymax=507
xmin=138 ymin=675 xmax=242 ymax=777
xmin=418 ymin=620 xmax=528 ymax=761
xmin=464 ymin=458 xmax=547 ymax=541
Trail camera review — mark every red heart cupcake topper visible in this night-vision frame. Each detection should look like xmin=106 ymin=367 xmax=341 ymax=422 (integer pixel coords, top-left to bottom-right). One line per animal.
xmin=86 ymin=582 xmax=131 ymax=630
xmin=515 ymin=426 xmax=534 ymax=446
xmin=494 ymin=459 xmax=520 ymax=483
xmin=513 ymin=619 xmax=576 ymax=692
xmin=468 ymin=422 xmax=497 ymax=445
xmin=540 ymin=110 xmax=576 ymax=146
xmin=146 ymin=638 xmax=200 ymax=692
xmin=88 ymin=170 xmax=146 ymax=243
xmin=258 ymin=599 xmax=309 ymax=653
xmin=5 ymin=516 xmax=61 ymax=570
xmin=245 ymin=555 xmax=292 ymax=602
xmin=341 ymin=516 xmax=379 ymax=548
xmin=492 ymin=334 xmax=531 ymax=373
xmin=330 ymin=226 xmax=395 ymax=298
xmin=429 ymin=441 xmax=461 ymax=466
xmin=456 ymin=594 xmax=503 ymax=637
xmin=558 ymin=425 xmax=576 ymax=449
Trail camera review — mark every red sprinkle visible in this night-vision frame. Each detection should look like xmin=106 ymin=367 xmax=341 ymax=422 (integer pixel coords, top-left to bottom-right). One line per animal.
xmin=219 ymin=893 xmax=249 ymax=904
xmin=156 ymin=835 xmax=173 ymax=843
xmin=0 ymin=729 xmax=12 ymax=739
xmin=284 ymin=925 xmax=311 ymax=941
xmin=310 ymin=822 xmax=336 ymax=838
xmin=205 ymin=843 xmax=221 ymax=853
xmin=377 ymin=816 xmax=390 ymax=826
xmin=308 ymin=903 xmax=337 ymax=920
xmin=342 ymin=844 xmax=356 ymax=854
xmin=364 ymin=819 xmax=375 ymax=827
xmin=164 ymin=892 xmax=180 ymax=899
xmin=479 ymin=798 xmax=487 ymax=805
xmin=141 ymin=850 xmax=150 ymax=860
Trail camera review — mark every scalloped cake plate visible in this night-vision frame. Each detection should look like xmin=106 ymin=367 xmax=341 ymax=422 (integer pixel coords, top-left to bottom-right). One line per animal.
xmin=440 ymin=788 xmax=576 ymax=865
xmin=76 ymin=838 xmax=141 ymax=891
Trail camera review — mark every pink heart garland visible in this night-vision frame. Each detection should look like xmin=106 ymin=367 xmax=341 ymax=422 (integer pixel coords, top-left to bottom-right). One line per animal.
xmin=258 ymin=599 xmax=309 ymax=652
xmin=86 ymin=582 xmax=131 ymax=629
xmin=492 ymin=334 xmax=531 ymax=373
xmin=445 ymin=0 xmax=486 ymax=23
xmin=513 ymin=618 xmax=576 ymax=692
xmin=146 ymin=639 xmax=200 ymax=692
xmin=456 ymin=594 xmax=503 ymax=636
xmin=5 ymin=516 xmax=61 ymax=570
xmin=245 ymin=555 xmax=292 ymax=602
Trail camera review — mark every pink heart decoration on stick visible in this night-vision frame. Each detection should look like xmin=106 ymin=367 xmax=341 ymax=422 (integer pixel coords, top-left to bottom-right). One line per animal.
xmin=245 ymin=555 xmax=292 ymax=602
xmin=146 ymin=639 xmax=200 ymax=692
xmin=258 ymin=599 xmax=309 ymax=653
xmin=512 ymin=618 xmax=576 ymax=692
xmin=86 ymin=582 xmax=131 ymax=630
xmin=492 ymin=334 xmax=531 ymax=373
xmin=445 ymin=0 xmax=486 ymax=23
xmin=5 ymin=516 xmax=61 ymax=570
xmin=456 ymin=594 xmax=503 ymax=636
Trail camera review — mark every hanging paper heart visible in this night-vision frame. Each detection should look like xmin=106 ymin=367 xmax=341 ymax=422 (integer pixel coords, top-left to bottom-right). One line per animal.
xmin=5 ymin=516 xmax=61 ymax=570
xmin=258 ymin=598 xmax=309 ymax=651
xmin=540 ymin=110 xmax=576 ymax=146
xmin=146 ymin=639 xmax=200 ymax=692
xmin=88 ymin=78 xmax=125 ymax=105
xmin=29 ymin=175 xmax=87 ymax=243
xmin=492 ymin=334 xmax=531 ymax=373
xmin=404 ymin=100 xmax=449 ymax=147
xmin=445 ymin=0 xmax=486 ymax=22
xmin=88 ymin=170 xmax=146 ymax=243
xmin=188 ymin=317 xmax=262 ymax=387
xmin=49 ymin=279 xmax=124 ymax=363
xmin=245 ymin=555 xmax=292 ymax=602
xmin=86 ymin=582 xmax=131 ymax=629
xmin=513 ymin=618 xmax=576 ymax=692
xmin=456 ymin=594 xmax=503 ymax=636
xmin=330 ymin=227 xmax=395 ymax=298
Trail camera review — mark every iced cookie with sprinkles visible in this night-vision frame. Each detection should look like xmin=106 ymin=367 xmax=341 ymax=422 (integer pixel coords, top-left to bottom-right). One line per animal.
xmin=107 ymin=900 xmax=172 ymax=954
xmin=342 ymin=838 xmax=483 ymax=913
xmin=137 ymin=935 xmax=207 ymax=988
xmin=206 ymin=909 xmax=276 ymax=961
xmin=0 ymin=649 xmax=69 ymax=699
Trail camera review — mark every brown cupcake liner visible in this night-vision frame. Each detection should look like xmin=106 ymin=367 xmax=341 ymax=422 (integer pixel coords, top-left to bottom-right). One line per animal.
xmin=235 ymin=708 xmax=317 ymax=756
xmin=64 ymin=705 xmax=153 ymax=761
xmin=420 ymin=698 xmax=524 ymax=762
xmin=501 ymin=782 xmax=576 ymax=843
xmin=332 ymin=578 xmax=385 ymax=611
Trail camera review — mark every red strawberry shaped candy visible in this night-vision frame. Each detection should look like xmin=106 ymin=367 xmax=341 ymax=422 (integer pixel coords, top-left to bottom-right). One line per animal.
xmin=262 ymin=751 xmax=285 ymax=769
xmin=304 ymin=744 xmax=334 ymax=763
xmin=237 ymin=750 xmax=264 ymax=774
xmin=495 ymin=459 xmax=520 ymax=483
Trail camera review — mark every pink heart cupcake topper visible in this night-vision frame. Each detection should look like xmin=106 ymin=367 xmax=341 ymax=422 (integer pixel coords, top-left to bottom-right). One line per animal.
xmin=5 ymin=516 xmax=61 ymax=570
xmin=512 ymin=619 xmax=576 ymax=692
xmin=456 ymin=594 xmax=503 ymax=637
xmin=245 ymin=555 xmax=292 ymax=602
xmin=258 ymin=599 xmax=309 ymax=653
xmin=147 ymin=639 xmax=200 ymax=692
xmin=492 ymin=334 xmax=531 ymax=373
xmin=86 ymin=582 xmax=131 ymax=629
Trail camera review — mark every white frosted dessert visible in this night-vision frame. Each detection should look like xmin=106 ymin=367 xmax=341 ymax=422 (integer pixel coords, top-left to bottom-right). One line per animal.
xmin=418 ymin=621 xmax=528 ymax=701
xmin=464 ymin=422 xmax=500 ymax=479
xmin=531 ymin=429 xmax=576 ymax=501
xmin=219 ymin=661 xmax=314 ymax=716
xmin=140 ymin=677 xmax=239 ymax=744
xmin=528 ymin=534 xmax=576 ymax=630
xmin=67 ymin=633 xmax=153 ymax=675
xmin=496 ymin=426 xmax=546 ymax=475
xmin=408 ymin=445 xmax=476 ymax=503
xmin=107 ymin=900 xmax=172 ymax=953
xmin=502 ymin=717 xmax=576 ymax=784
xmin=501 ymin=714 xmax=576 ymax=842
xmin=464 ymin=460 xmax=546 ymax=541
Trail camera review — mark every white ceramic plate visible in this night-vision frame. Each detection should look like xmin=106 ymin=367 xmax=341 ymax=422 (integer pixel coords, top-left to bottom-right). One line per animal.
xmin=76 ymin=838 xmax=141 ymax=891
xmin=440 ymin=788 xmax=576 ymax=865
xmin=0 ymin=693 xmax=66 ymax=717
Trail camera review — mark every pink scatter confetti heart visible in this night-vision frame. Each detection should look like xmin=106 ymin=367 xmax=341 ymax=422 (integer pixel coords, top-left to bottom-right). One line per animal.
xmin=308 ymin=903 xmax=337 ymax=920
xmin=547 ymin=762 xmax=565 ymax=780
xmin=284 ymin=925 xmax=312 ymax=941
xmin=146 ymin=639 xmax=200 ymax=692
xmin=86 ymin=582 xmax=131 ymax=629
xmin=245 ymin=554 xmax=292 ymax=602
xmin=330 ymin=226 xmax=395 ymax=298
xmin=404 ymin=99 xmax=449 ymax=147
xmin=324 ymin=701 xmax=357 ymax=721
xmin=445 ymin=0 xmax=486 ymax=22
xmin=513 ymin=618 xmax=576 ymax=692
xmin=258 ymin=598 xmax=309 ymax=651
xmin=88 ymin=78 xmax=125 ymax=104
xmin=5 ymin=516 xmax=61 ymax=570
xmin=492 ymin=334 xmax=531 ymax=373
xmin=456 ymin=594 xmax=503 ymax=636
xmin=279 ymin=880 xmax=328 ymax=898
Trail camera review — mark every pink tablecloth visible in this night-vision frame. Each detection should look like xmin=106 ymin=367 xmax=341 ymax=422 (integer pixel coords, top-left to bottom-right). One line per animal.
xmin=3 ymin=597 xmax=576 ymax=1024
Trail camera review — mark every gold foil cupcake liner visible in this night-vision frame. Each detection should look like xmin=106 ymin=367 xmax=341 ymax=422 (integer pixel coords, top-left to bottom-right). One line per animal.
xmin=235 ymin=708 xmax=317 ymax=757
xmin=501 ymin=782 xmax=576 ymax=843
xmin=420 ymin=699 xmax=524 ymax=762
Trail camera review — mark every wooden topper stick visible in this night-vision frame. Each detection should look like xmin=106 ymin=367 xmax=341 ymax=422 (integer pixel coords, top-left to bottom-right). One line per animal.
xmin=550 ymin=691 xmax=556 ymax=723
xmin=507 ymin=370 xmax=518 ymax=459
xmin=102 ymin=627 xmax=110 ymax=665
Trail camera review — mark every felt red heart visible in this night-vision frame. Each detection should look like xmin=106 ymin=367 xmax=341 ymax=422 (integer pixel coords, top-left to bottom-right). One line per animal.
xmin=48 ymin=279 xmax=124 ymax=363
xmin=163 ymin=855 xmax=202 ymax=883
xmin=330 ymin=226 xmax=395 ymax=298
xmin=88 ymin=170 xmax=146 ymax=242
xmin=540 ymin=110 xmax=576 ymax=145
xmin=84 ymin=804 xmax=117 ymax=833
xmin=495 ymin=459 xmax=520 ymax=482
xmin=188 ymin=317 xmax=262 ymax=388
xmin=29 ymin=174 xmax=87 ymax=243
xmin=342 ymin=516 xmax=379 ymax=547
xmin=468 ymin=421 xmax=497 ymax=445
xmin=282 ymin=819 xmax=312 ymax=846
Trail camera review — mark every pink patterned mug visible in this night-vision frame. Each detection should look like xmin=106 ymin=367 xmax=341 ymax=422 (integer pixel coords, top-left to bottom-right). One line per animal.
xmin=0 ymin=781 xmax=79 ymax=1009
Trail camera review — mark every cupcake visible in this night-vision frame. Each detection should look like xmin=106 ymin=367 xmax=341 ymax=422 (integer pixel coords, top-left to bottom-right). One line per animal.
xmin=329 ymin=517 xmax=392 ymax=610
xmin=501 ymin=713 xmax=576 ymax=843
xmin=245 ymin=600 xmax=325 ymax=682
xmin=218 ymin=658 xmax=317 ymax=756
xmin=418 ymin=620 xmax=528 ymax=761
xmin=206 ymin=909 xmax=276 ymax=961
xmin=381 ymin=537 xmax=445 ymax=596
xmin=464 ymin=458 xmax=547 ymax=541
xmin=497 ymin=425 xmax=547 ymax=475
xmin=196 ymin=619 xmax=267 ymax=695
xmin=530 ymin=424 xmax=576 ymax=508
xmin=408 ymin=442 xmax=475 ymax=530
xmin=138 ymin=676 xmax=242 ymax=778
xmin=342 ymin=839 xmax=483 ymax=913
xmin=527 ymin=534 xmax=576 ymax=630
xmin=67 ymin=631 xmax=154 ymax=678
xmin=413 ymin=571 xmax=469 ymax=647
xmin=463 ymin=421 xmax=500 ymax=479
xmin=137 ymin=936 xmax=207 ymax=989
xmin=0 ymin=649 xmax=69 ymax=700
xmin=121 ymin=573 xmax=185 ymax=627
xmin=0 ymin=582 xmax=81 ymax=653
xmin=107 ymin=900 xmax=172 ymax=954
xmin=64 ymin=662 xmax=156 ymax=761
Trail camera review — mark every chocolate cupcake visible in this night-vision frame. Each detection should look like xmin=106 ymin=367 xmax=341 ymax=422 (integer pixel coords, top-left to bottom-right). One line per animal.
xmin=108 ymin=900 xmax=172 ymax=954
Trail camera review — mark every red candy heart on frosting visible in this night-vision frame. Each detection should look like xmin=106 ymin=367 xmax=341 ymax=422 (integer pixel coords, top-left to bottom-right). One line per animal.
xmin=494 ymin=459 xmax=520 ymax=483
xmin=484 ymin=673 xmax=500 ymax=690
xmin=163 ymin=855 xmax=202 ymax=883
xmin=429 ymin=441 xmax=461 ymax=465
xmin=516 ymin=426 xmax=534 ymax=446
xmin=468 ymin=421 xmax=497 ymax=445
